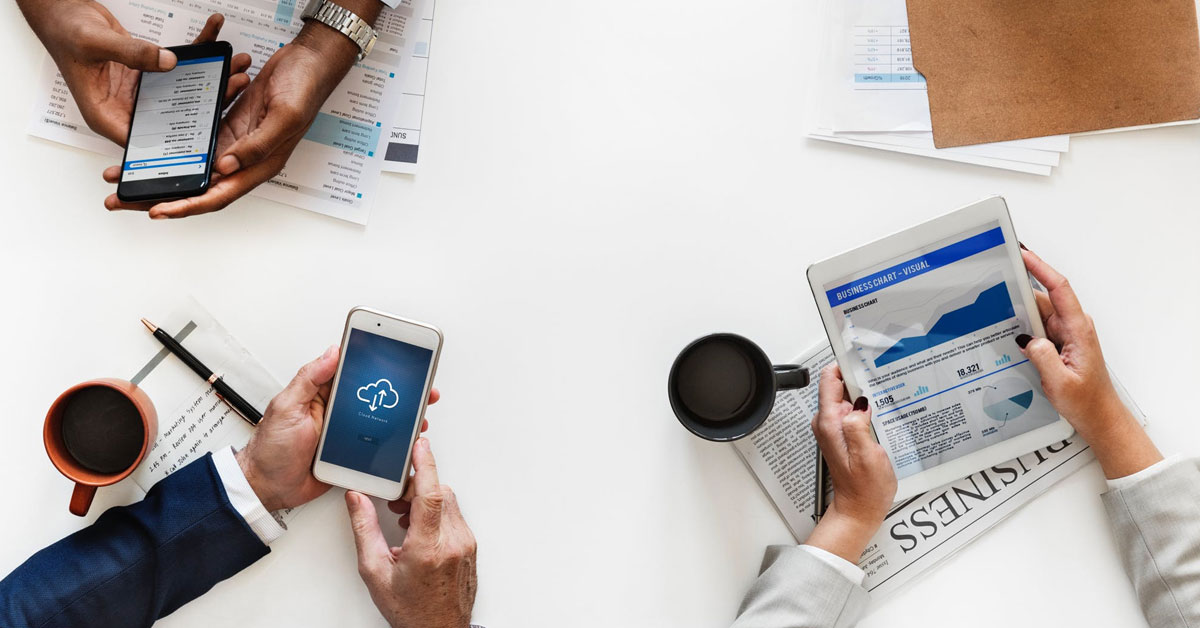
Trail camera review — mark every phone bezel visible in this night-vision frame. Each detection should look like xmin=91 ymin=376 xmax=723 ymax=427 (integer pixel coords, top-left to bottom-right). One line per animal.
xmin=116 ymin=41 xmax=232 ymax=203
xmin=312 ymin=307 xmax=443 ymax=501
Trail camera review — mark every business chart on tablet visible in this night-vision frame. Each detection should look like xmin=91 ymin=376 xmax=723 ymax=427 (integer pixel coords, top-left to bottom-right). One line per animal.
xmin=822 ymin=223 xmax=1057 ymax=480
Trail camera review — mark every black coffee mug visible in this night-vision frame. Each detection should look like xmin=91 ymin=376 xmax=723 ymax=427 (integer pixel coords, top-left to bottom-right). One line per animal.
xmin=668 ymin=333 xmax=810 ymax=441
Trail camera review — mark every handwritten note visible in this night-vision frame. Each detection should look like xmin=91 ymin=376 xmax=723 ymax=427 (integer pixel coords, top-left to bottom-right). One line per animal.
xmin=127 ymin=299 xmax=282 ymax=498
xmin=140 ymin=386 xmax=244 ymax=483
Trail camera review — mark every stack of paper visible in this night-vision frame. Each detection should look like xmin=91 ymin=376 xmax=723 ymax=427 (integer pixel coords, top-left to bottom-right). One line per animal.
xmin=806 ymin=0 xmax=1070 ymax=175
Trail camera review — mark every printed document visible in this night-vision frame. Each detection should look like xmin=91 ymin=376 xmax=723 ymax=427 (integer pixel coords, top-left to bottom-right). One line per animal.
xmin=29 ymin=0 xmax=427 ymax=224
xmin=381 ymin=0 xmax=436 ymax=173
xmin=735 ymin=342 xmax=1145 ymax=599
xmin=835 ymin=0 xmax=930 ymax=133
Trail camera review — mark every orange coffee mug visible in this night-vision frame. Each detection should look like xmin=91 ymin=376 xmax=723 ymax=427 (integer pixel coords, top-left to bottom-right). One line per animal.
xmin=43 ymin=379 xmax=157 ymax=516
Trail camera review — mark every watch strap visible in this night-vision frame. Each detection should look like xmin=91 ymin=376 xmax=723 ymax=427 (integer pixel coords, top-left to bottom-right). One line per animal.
xmin=302 ymin=0 xmax=377 ymax=61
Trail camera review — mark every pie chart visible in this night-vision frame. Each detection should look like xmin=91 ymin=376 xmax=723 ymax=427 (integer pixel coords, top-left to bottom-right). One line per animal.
xmin=983 ymin=378 xmax=1034 ymax=424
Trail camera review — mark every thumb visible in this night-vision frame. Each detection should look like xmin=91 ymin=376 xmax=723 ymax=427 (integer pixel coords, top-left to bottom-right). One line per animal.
xmin=271 ymin=345 xmax=339 ymax=411
xmin=216 ymin=110 xmax=304 ymax=175
xmin=89 ymin=30 xmax=176 ymax=71
xmin=345 ymin=491 xmax=390 ymax=581
xmin=1020 ymin=336 xmax=1068 ymax=390
xmin=841 ymin=409 xmax=876 ymax=460
xmin=407 ymin=439 xmax=444 ymax=539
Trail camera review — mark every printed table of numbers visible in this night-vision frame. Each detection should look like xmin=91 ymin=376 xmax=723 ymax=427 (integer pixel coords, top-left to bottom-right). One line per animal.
xmin=853 ymin=25 xmax=926 ymax=89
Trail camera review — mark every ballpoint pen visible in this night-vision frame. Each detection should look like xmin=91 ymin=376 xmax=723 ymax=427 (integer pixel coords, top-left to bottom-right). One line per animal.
xmin=140 ymin=318 xmax=263 ymax=426
xmin=813 ymin=449 xmax=830 ymax=523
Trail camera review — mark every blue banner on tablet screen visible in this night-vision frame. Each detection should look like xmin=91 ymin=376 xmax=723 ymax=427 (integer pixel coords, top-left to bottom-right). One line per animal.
xmin=822 ymin=222 xmax=1057 ymax=479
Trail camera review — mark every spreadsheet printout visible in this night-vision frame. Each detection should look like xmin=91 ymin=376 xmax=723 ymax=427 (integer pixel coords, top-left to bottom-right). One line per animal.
xmin=381 ymin=0 xmax=435 ymax=174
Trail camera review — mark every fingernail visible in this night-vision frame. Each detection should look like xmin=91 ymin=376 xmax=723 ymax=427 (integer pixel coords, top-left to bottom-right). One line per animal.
xmin=158 ymin=49 xmax=177 ymax=70
xmin=1016 ymin=334 xmax=1032 ymax=349
xmin=218 ymin=155 xmax=240 ymax=174
xmin=418 ymin=437 xmax=429 ymax=450
xmin=853 ymin=397 xmax=869 ymax=412
xmin=323 ymin=344 xmax=337 ymax=359
xmin=150 ymin=213 xmax=167 ymax=220
xmin=1019 ymin=241 xmax=1029 ymax=251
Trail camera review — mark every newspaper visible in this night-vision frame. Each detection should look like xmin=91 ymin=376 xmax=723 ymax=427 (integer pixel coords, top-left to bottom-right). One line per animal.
xmin=734 ymin=341 xmax=1145 ymax=600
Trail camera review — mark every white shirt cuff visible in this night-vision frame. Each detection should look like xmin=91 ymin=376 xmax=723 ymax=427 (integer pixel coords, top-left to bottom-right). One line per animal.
xmin=212 ymin=447 xmax=286 ymax=545
xmin=1105 ymin=454 xmax=1180 ymax=491
xmin=800 ymin=544 xmax=866 ymax=586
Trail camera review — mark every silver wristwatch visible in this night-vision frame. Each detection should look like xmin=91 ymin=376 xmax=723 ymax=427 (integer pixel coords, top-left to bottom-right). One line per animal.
xmin=300 ymin=0 xmax=377 ymax=61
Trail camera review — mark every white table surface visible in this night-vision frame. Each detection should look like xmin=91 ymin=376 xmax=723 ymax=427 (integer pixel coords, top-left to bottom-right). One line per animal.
xmin=2 ymin=1 xmax=1199 ymax=626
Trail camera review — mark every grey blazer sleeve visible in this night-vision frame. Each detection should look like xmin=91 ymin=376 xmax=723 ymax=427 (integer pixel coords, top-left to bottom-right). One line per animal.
xmin=731 ymin=545 xmax=869 ymax=628
xmin=1102 ymin=458 xmax=1200 ymax=628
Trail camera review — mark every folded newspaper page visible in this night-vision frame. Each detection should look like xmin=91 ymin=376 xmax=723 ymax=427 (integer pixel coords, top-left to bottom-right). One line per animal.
xmin=734 ymin=342 xmax=1145 ymax=599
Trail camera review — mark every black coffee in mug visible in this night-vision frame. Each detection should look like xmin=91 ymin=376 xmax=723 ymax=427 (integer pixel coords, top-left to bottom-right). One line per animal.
xmin=669 ymin=333 xmax=810 ymax=441
xmin=60 ymin=387 xmax=146 ymax=474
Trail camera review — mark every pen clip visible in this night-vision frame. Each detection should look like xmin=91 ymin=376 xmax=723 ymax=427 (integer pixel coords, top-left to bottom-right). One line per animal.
xmin=210 ymin=373 xmax=257 ymax=428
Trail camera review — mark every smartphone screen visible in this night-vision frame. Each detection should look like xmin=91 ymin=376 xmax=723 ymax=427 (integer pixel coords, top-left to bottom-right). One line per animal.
xmin=319 ymin=329 xmax=434 ymax=482
xmin=117 ymin=43 xmax=229 ymax=202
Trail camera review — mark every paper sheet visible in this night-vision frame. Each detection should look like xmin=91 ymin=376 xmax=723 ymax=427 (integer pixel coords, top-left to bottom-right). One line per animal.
xmin=835 ymin=2 xmax=930 ymax=133
xmin=806 ymin=130 xmax=1054 ymax=176
xmin=124 ymin=298 xmax=298 ymax=520
xmin=28 ymin=0 xmax=426 ymax=224
xmin=734 ymin=341 xmax=1145 ymax=601
xmin=381 ymin=0 xmax=435 ymax=174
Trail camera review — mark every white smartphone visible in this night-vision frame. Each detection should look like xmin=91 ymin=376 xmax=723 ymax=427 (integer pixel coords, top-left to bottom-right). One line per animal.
xmin=313 ymin=307 xmax=443 ymax=500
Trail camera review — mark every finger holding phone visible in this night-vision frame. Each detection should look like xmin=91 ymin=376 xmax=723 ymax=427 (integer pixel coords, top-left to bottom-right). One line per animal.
xmin=346 ymin=439 xmax=478 ymax=628
xmin=236 ymin=344 xmax=437 ymax=513
xmin=17 ymin=6 xmax=251 ymax=147
xmin=102 ymin=0 xmax=384 ymax=218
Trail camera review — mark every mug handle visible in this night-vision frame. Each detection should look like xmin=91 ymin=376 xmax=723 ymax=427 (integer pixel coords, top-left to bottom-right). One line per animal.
xmin=69 ymin=483 xmax=97 ymax=517
xmin=773 ymin=365 xmax=810 ymax=391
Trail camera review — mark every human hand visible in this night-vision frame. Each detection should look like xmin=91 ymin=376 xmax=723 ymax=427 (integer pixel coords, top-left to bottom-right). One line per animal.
xmin=19 ymin=5 xmax=250 ymax=145
xmin=1017 ymin=247 xmax=1161 ymax=477
xmin=346 ymin=439 xmax=477 ymax=628
xmin=237 ymin=346 xmax=438 ymax=512
xmin=102 ymin=20 xmax=366 ymax=219
xmin=804 ymin=365 xmax=897 ymax=564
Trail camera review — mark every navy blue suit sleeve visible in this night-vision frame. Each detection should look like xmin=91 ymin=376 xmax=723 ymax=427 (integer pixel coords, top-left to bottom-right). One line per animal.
xmin=0 ymin=453 xmax=270 ymax=628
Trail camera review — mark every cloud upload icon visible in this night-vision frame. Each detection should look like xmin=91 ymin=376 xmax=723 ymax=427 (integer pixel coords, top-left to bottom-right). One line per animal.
xmin=357 ymin=378 xmax=400 ymax=412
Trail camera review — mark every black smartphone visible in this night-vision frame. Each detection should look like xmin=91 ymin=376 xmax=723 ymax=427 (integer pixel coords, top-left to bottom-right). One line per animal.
xmin=116 ymin=41 xmax=232 ymax=203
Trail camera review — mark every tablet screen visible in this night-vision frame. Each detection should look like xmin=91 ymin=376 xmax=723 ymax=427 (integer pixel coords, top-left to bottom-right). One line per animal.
xmin=821 ymin=221 xmax=1057 ymax=479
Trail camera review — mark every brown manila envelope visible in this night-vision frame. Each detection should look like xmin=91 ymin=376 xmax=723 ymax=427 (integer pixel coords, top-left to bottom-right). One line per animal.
xmin=906 ymin=0 xmax=1200 ymax=147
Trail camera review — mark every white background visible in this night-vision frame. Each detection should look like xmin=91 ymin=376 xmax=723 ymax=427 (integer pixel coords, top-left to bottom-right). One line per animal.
xmin=2 ymin=1 xmax=1198 ymax=627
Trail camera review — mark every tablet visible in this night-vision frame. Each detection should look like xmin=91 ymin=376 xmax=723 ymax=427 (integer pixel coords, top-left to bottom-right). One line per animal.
xmin=806 ymin=196 xmax=1073 ymax=501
